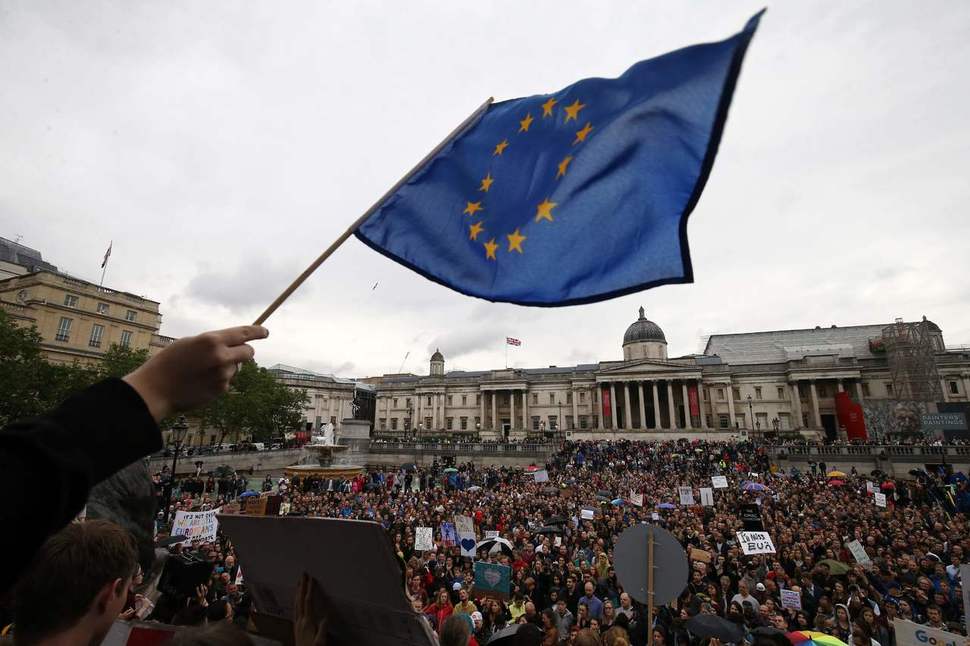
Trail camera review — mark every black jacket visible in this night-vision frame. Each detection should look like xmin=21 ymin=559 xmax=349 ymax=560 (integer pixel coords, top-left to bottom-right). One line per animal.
xmin=0 ymin=378 xmax=161 ymax=595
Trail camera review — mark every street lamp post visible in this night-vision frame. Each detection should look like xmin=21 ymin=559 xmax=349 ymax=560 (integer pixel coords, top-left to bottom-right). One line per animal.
xmin=164 ymin=415 xmax=190 ymax=524
xmin=746 ymin=395 xmax=754 ymax=432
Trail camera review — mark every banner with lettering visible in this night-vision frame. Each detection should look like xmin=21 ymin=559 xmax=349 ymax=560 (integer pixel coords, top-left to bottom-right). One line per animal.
xmin=172 ymin=508 xmax=220 ymax=543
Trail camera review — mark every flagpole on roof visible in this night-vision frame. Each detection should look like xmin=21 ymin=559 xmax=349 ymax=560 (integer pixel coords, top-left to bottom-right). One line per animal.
xmin=252 ymin=97 xmax=494 ymax=326
xmin=100 ymin=240 xmax=112 ymax=287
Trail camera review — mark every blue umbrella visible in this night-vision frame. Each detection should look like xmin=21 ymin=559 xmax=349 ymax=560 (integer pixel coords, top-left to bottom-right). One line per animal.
xmin=742 ymin=481 xmax=766 ymax=492
xmin=611 ymin=498 xmax=625 ymax=506
xmin=658 ymin=502 xmax=676 ymax=510
xmin=239 ymin=490 xmax=259 ymax=498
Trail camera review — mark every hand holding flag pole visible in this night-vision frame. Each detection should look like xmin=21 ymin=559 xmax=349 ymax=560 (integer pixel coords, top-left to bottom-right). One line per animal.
xmin=252 ymin=98 xmax=494 ymax=326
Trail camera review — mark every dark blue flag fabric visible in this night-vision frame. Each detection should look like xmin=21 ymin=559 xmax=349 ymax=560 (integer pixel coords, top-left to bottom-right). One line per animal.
xmin=355 ymin=11 xmax=763 ymax=306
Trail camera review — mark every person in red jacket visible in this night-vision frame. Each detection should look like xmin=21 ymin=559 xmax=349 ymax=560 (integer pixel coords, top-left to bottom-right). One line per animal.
xmin=424 ymin=588 xmax=455 ymax=634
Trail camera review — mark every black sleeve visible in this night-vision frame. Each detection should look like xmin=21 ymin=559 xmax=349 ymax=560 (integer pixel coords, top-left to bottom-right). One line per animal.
xmin=0 ymin=378 xmax=161 ymax=595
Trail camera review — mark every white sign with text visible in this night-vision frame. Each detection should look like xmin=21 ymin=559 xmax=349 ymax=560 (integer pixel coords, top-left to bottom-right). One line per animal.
xmin=736 ymin=531 xmax=776 ymax=555
xmin=711 ymin=476 xmax=728 ymax=489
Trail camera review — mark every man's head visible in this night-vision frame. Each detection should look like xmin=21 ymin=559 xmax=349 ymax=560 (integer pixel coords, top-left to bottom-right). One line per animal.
xmin=557 ymin=599 xmax=567 ymax=615
xmin=14 ymin=520 xmax=137 ymax=646
xmin=584 ymin=581 xmax=595 ymax=597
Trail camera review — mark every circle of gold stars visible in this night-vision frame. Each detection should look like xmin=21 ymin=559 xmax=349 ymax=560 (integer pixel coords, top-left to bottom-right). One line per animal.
xmin=463 ymin=95 xmax=593 ymax=261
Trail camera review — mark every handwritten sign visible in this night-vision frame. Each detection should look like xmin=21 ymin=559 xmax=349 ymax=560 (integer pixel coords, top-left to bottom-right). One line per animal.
xmin=454 ymin=515 xmax=475 ymax=535
xmin=415 ymin=527 xmax=433 ymax=551
xmin=699 ymin=488 xmax=714 ymax=507
xmin=711 ymin=476 xmax=728 ymax=489
xmin=781 ymin=588 xmax=802 ymax=610
xmin=172 ymin=508 xmax=220 ymax=543
xmin=847 ymin=540 xmax=872 ymax=569
xmin=484 ymin=530 xmax=499 ymax=539
xmin=474 ymin=561 xmax=511 ymax=599
xmin=678 ymin=486 xmax=695 ymax=506
xmin=628 ymin=491 xmax=644 ymax=507
xmin=874 ymin=492 xmax=887 ymax=508
xmin=736 ymin=531 xmax=776 ymax=555
xmin=580 ymin=508 xmax=595 ymax=520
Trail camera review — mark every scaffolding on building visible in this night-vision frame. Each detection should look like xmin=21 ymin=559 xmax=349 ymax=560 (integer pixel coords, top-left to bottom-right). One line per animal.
xmin=881 ymin=318 xmax=943 ymax=402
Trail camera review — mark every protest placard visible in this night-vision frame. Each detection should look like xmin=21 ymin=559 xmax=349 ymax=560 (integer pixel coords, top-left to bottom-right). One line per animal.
xmin=454 ymin=515 xmax=474 ymax=535
xmin=533 ymin=469 xmax=549 ymax=483
xmin=866 ymin=481 xmax=874 ymax=494
xmin=172 ymin=508 xmax=220 ymax=543
xmin=893 ymin=619 xmax=964 ymax=646
xmin=581 ymin=508 xmax=596 ymax=520
xmin=689 ymin=547 xmax=711 ymax=563
xmin=474 ymin=561 xmax=511 ymax=599
xmin=459 ymin=532 xmax=477 ymax=557
xmin=678 ymin=486 xmax=695 ymax=506
xmin=846 ymin=540 xmax=872 ymax=569
xmin=651 ymin=512 xmax=660 ymax=521
xmin=781 ymin=589 xmax=802 ymax=610
xmin=874 ymin=492 xmax=887 ymax=508
xmin=440 ymin=522 xmax=457 ymax=547
xmin=711 ymin=475 xmax=728 ymax=489
xmin=628 ymin=491 xmax=644 ymax=507
xmin=484 ymin=530 xmax=499 ymax=539
xmin=415 ymin=527 xmax=433 ymax=551
xmin=699 ymin=488 xmax=714 ymax=506
xmin=736 ymin=531 xmax=776 ymax=555
xmin=242 ymin=495 xmax=268 ymax=516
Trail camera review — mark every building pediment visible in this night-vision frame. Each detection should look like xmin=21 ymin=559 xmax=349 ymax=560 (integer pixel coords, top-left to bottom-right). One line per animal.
xmin=597 ymin=359 xmax=701 ymax=381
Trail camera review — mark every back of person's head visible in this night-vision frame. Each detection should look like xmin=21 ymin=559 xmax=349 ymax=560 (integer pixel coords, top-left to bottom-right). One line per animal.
xmin=575 ymin=628 xmax=604 ymax=646
xmin=170 ymin=621 xmax=254 ymax=645
xmin=440 ymin=613 xmax=471 ymax=646
xmin=13 ymin=520 xmax=137 ymax=645
xmin=603 ymin=626 xmax=631 ymax=646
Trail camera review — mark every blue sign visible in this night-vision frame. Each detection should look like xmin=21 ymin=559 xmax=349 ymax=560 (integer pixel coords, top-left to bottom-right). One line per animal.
xmin=474 ymin=561 xmax=511 ymax=599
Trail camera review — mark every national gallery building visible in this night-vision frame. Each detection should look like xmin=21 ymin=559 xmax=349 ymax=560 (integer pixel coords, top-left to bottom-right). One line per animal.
xmin=365 ymin=309 xmax=970 ymax=442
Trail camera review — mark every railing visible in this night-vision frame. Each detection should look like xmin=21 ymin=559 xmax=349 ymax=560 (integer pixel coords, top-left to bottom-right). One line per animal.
xmin=768 ymin=444 xmax=968 ymax=462
xmin=368 ymin=442 xmax=554 ymax=457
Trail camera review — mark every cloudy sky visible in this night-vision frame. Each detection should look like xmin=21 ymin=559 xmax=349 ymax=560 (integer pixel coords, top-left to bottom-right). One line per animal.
xmin=2 ymin=1 xmax=969 ymax=377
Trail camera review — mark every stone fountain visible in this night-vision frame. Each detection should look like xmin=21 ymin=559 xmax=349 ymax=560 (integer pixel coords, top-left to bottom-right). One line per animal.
xmin=283 ymin=423 xmax=364 ymax=480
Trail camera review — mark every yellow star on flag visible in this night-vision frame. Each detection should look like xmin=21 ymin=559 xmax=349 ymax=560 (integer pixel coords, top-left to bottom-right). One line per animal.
xmin=506 ymin=228 xmax=527 ymax=254
xmin=464 ymin=201 xmax=483 ymax=216
xmin=556 ymin=155 xmax=573 ymax=179
xmin=541 ymin=97 xmax=558 ymax=117
xmin=563 ymin=99 xmax=586 ymax=122
xmin=479 ymin=173 xmax=494 ymax=192
xmin=468 ymin=221 xmax=484 ymax=241
xmin=493 ymin=139 xmax=509 ymax=156
xmin=535 ymin=198 xmax=557 ymax=223
xmin=519 ymin=113 xmax=534 ymax=133
xmin=484 ymin=238 xmax=498 ymax=260
xmin=573 ymin=122 xmax=594 ymax=144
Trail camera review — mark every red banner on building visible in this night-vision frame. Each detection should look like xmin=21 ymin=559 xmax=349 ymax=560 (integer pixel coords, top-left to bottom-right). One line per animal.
xmin=688 ymin=384 xmax=700 ymax=418
xmin=835 ymin=391 xmax=867 ymax=441
xmin=602 ymin=387 xmax=612 ymax=422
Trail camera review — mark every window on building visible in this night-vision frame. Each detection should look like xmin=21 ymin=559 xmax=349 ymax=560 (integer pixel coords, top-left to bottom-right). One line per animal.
xmin=393 ymin=398 xmax=398 ymax=408
xmin=390 ymin=418 xmax=398 ymax=430
xmin=885 ymin=383 xmax=894 ymax=396
xmin=755 ymin=387 xmax=763 ymax=400
xmin=566 ymin=392 xmax=572 ymax=404
xmin=125 ymin=310 xmax=137 ymax=322
xmin=379 ymin=418 xmax=386 ymax=430
xmin=406 ymin=398 xmax=412 ymax=408
xmin=120 ymin=330 xmax=133 ymax=347
xmin=461 ymin=395 xmax=467 ymax=405
xmin=579 ymin=415 xmax=588 ymax=429
xmin=532 ymin=393 xmax=538 ymax=405
xmin=96 ymin=302 xmax=109 ymax=315
xmin=426 ymin=396 xmax=432 ymax=406
xmin=735 ymin=415 xmax=745 ymax=429
xmin=717 ymin=388 xmax=725 ymax=400
xmin=89 ymin=324 xmax=104 ymax=348
xmin=949 ymin=381 xmax=959 ymax=395
xmin=446 ymin=417 xmax=453 ymax=430
xmin=549 ymin=393 xmax=555 ymax=404
xmin=55 ymin=317 xmax=72 ymax=342
xmin=579 ymin=391 xmax=586 ymax=403
xmin=63 ymin=294 xmax=78 ymax=307
xmin=460 ymin=416 xmax=468 ymax=430
xmin=732 ymin=387 xmax=740 ymax=400
xmin=548 ymin=415 xmax=558 ymax=429
xmin=718 ymin=414 xmax=729 ymax=429
xmin=777 ymin=387 xmax=785 ymax=399
xmin=531 ymin=416 xmax=540 ymax=430
xmin=862 ymin=383 xmax=870 ymax=397
xmin=778 ymin=413 xmax=791 ymax=429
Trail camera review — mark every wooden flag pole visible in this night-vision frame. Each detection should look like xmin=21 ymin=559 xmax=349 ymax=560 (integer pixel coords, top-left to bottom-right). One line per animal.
xmin=647 ymin=527 xmax=655 ymax=646
xmin=252 ymin=97 xmax=494 ymax=326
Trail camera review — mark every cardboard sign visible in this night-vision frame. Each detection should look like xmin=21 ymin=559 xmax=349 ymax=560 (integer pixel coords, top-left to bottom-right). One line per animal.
xmin=454 ymin=515 xmax=475 ymax=535
xmin=689 ymin=547 xmax=711 ymax=563
xmin=711 ymin=475 xmax=728 ymax=489
xmin=678 ymin=486 xmax=695 ymax=506
xmin=628 ymin=491 xmax=644 ymax=507
xmin=415 ymin=527 xmax=433 ymax=551
xmin=874 ymin=492 xmax=887 ymax=508
xmin=740 ymin=503 xmax=764 ymax=531
xmin=242 ymin=495 xmax=269 ymax=516
xmin=440 ymin=522 xmax=457 ymax=547
xmin=893 ymin=619 xmax=964 ymax=646
xmin=459 ymin=531 xmax=477 ymax=558
xmin=484 ymin=530 xmax=499 ymax=539
xmin=699 ymin=488 xmax=714 ymax=507
xmin=172 ymin=508 xmax=220 ymax=543
xmin=736 ymin=531 xmax=776 ymax=555
xmin=580 ymin=508 xmax=596 ymax=521
xmin=533 ymin=469 xmax=549 ymax=483
xmin=846 ymin=540 xmax=872 ymax=569
xmin=554 ymin=536 xmax=562 ymax=547
xmin=781 ymin=588 xmax=802 ymax=610
xmin=474 ymin=561 xmax=511 ymax=600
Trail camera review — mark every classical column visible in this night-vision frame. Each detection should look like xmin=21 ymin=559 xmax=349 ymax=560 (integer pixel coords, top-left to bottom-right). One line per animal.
xmin=809 ymin=381 xmax=822 ymax=428
xmin=727 ymin=384 xmax=736 ymax=428
xmin=963 ymin=374 xmax=970 ymax=400
xmin=624 ymin=383 xmax=633 ymax=431
xmin=510 ymin=389 xmax=516 ymax=430
xmin=667 ymin=381 xmax=676 ymax=430
xmin=637 ymin=382 xmax=646 ymax=430
xmin=491 ymin=391 xmax=497 ymax=431
xmin=522 ymin=390 xmax=528 ymax=431
xmin=940 ymin=379 xmax=949 ymax=402
xmin=480 ymin=392 xmax=485 ymax=430
xmin=681 ymin=382 xmax=691 ymax=429
xmin=652 ymin=381 xmax=661 ymax=430
xmin=699 ymin=381 xmax=708 ymax=429
xmin=572 ymin=389 xmax=579 ymax=429
xmin=609 ymin=383 xmax=618 ymax=429
xmin=855 ymin=381 xmax=864 ymax=402
xmin=790 ymin=382 xmax=802 ymax=428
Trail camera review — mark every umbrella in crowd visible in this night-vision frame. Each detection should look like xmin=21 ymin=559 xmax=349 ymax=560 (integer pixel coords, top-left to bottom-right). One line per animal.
xmin=476 ymin=536 xmax=515 ymax=557
xmin=818 ymin=559 xmax=851 ymax=575
xmin=827 ymin=479 xmax=845 ymax=487
xmin=238 ymin=490 xmax=259 ymax=498
xmin=826 ymin=470 xmax=847 ymax=478
xmin=658 ymin=503 xmax=676 ymax=510
xmin=687 ymin=614 xmax=745 ymax=643
xmin=611 ymin=498 xmax=625 ymax=506
xmin=786 ymin=631 xmax=849 ymax=646
xmin=443 ymin=467 xmax=459 ymax=473
xmin=467 ymin=485 xmax=482 ymax=492
xmin=742 ymin=481 xmax=767 ymax=492
xmin=533 ymin=526 xmax=560 ymax=536
xmin=524 ymin=465 xmax=540 ymax=473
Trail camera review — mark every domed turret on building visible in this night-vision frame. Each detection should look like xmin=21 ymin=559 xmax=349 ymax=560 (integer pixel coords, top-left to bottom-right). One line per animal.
xmin=623 ymin=307 xmax=668 ymax=361
xmin=430 ymin=348 xmax=445 ymax=376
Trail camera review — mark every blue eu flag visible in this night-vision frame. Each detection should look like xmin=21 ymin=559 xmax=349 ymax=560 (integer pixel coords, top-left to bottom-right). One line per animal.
xmin=355 ymin=12 xmax=763 ymax=306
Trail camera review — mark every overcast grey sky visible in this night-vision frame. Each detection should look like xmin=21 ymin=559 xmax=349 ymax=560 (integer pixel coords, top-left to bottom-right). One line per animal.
xmin=2 ymin=1 xmax=969 ymax=377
